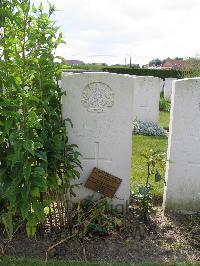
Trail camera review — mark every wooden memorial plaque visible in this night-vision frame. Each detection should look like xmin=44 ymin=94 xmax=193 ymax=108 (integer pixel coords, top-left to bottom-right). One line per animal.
xmin=85 ymin=167 xmax=122 ymax=198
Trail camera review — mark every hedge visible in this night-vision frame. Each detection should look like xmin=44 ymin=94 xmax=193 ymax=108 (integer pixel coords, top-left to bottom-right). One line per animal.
xmin=102 ymin=67 xmax=187 ymax=79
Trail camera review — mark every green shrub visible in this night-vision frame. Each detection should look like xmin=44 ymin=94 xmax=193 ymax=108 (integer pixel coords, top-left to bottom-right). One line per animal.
xmin=133 ymin=120 xmax=166 ymax=136
xmin=0 ymin=1 xmax=81 ymax=238
xmin=103 ymin=67 xmax=187 ymax=79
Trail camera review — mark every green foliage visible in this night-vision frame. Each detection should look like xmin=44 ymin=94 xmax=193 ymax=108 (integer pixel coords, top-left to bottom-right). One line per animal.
xmin=182 ymin=57 xmax=200 ymax=78
xmin=0 ymin=256 xmax=200 ymax=266
xmin=63 ymin=64 xmax=106 ymax=71
xmin=159 ymin=96 xmax=171 ymax=112
xmin=159 ymin=111 xmax=170 ymax=130
xmin=70 ymin=196 xmax=124 ymax=239
xmin=149 ymin=58 xmax=163 ymax=67
xmin=1 ymin=257 xmax=200 ymax=266
xmin=132 ymin=149 xmax=166 ymax=221
xmin=131 ymin=135 xmax=168 ymax=197
xmin=0 ymin=0 xmax=81 ymax=237
xmin=103 ymin=67 xmax=186 ymax=79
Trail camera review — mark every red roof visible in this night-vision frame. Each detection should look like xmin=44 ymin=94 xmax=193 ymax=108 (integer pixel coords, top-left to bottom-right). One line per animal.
xmin=162 ymin=59 xmax=185 ymax=69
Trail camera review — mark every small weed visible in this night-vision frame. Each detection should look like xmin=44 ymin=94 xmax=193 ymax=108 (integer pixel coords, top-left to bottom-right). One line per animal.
xmin=70 ymin=196 xmax=125 ymax=239
xmin=132 ymin=149 xmax=166 ymax=222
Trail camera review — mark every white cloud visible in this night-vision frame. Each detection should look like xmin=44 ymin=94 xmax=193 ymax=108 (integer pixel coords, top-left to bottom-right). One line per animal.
xmin=32 ymin=0 xmax=200 ymax=65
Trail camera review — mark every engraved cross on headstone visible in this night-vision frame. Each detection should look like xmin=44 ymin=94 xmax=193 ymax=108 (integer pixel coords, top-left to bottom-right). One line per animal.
xmin=82 ymin=142 xmax=112 ymax=168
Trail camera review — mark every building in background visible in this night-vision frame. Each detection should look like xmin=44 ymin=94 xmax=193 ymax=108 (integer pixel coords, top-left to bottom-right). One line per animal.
xmin=62 ymin=59 xmax=84 ymax=66
xmin=161 ymin=58 xmax=185 ymax=70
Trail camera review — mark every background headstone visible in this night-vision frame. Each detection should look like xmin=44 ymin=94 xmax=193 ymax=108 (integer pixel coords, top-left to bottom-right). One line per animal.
xmin=164 ymin=78 xmax=177 ymax=102
xmin=61 ymin=72 xmax=134 ymax=206
xmin=132 ymin=76 xmax=161 ymax=123
xmin=164 ymin=78 xmax=200 ymax=213
xmin=160 ymin=78 xmax=164 ymax=93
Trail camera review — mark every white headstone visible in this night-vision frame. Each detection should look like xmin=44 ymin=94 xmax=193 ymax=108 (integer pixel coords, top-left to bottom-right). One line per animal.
xmin=164 ymin=78 xmax=200 ymax=213
xmin=160 ymin=79 xmax=164 ymax=93
xmin=164 ymin=78 xmax=177 ymax=101
xmin=132 ymin=76 xmax=161 ymax=123
xmin=61 ymin=72 xmax=134 ymax=206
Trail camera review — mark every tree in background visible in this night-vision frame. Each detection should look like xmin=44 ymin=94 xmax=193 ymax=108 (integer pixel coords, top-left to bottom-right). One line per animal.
xmin=183 ymin=56 xmax=200 ymax=77
xmin=149 ymin=58 xmax=163 ymax=67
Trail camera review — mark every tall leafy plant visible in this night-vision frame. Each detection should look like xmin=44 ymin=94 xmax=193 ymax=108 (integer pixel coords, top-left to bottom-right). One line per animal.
xmin=0 ymin=0 xmax=81 ymax=237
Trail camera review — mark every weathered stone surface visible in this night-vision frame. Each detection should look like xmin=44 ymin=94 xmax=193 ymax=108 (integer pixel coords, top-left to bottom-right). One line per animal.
xmin=132 ymin=76 xmax=161 ymax=123
xmin=160 ymin=79 xmax=164 ymax=93
xmin=164 ymin=78 xmax=177 ymax=101
xmin=61 ymin=72 xmax=134 ymax=206
xmin=164 ymin=78 xmax=200 ymax=213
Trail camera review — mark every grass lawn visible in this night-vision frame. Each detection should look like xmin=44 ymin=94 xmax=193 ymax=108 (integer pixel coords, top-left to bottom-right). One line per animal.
xmin=159 ymin=111 xmax=170 ymax=130
xmin=131 ymin=135 xmax=168 ymax=198
xmin=1 ymin=257 xmax=199 ymax=266
xmin=0 ymin=257 xmax=128 ymax=266
xmin=131 ymin=111 xmax=170 ymax=198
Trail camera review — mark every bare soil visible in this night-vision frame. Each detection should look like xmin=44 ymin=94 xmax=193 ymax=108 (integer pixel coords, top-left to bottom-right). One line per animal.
xmin=0 ymin=208 xmax=200 ymax=264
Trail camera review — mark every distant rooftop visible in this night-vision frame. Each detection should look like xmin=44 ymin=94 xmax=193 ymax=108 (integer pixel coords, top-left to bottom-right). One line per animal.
xmin=62 ymin=59 xmax=84 ymax=66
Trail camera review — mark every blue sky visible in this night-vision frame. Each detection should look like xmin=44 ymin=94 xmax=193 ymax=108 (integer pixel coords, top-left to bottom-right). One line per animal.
xmin=32 ymin=0 xmax=200 ymax=65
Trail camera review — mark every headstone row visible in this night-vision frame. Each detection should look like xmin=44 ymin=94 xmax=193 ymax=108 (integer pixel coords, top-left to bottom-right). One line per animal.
xmin=61 ymin=72 xmax=161 ymax=206
xmin=61 ymin=72 xmax=200 ymax=213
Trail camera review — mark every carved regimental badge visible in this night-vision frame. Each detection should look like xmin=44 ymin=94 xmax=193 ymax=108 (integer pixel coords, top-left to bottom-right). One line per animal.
xmin=81 ymin=82 xmax=114 ymax=113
